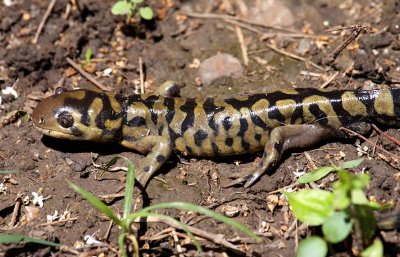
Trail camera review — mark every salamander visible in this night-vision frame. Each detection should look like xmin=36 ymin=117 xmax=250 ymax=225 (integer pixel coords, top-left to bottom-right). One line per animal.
xmin=31 ymin=82 xmax=400 ymax=188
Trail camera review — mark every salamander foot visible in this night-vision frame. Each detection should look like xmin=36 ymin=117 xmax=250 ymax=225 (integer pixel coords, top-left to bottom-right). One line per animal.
xmin=224 ymin=171 xmax=262 ymax=188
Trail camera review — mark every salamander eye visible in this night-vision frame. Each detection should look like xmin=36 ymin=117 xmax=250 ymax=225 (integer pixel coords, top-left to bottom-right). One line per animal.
xmin=57 ymin=113 xmax=74 ymax=128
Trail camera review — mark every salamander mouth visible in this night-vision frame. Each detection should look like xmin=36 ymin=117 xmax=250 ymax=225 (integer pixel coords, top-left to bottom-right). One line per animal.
xmin=33 ymin=125 xmax=80 ymax=140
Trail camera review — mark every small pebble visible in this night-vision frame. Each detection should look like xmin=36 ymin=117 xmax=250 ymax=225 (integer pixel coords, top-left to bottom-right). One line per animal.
xmin=199 ymin=53 xmax=243 ymax=86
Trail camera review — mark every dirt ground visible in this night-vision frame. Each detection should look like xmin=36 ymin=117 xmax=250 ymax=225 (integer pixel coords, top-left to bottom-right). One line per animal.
xmin=0 ymin=0 xmax=399 ymax=256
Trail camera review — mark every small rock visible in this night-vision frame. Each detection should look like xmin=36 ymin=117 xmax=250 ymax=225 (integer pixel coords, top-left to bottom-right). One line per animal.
xmin=247 ymin=0 xmax=295 ymax=28
xmin=24 ymin=206 xmax=40 ymax=223
xmin=359 ymin=32 xmax=392 ymax=51
xmin=199 ymin=53 xmax=243 ymax=86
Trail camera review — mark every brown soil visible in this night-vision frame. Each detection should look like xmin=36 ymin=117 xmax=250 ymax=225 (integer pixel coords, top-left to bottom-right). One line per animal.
xmin=0 ymin=0 xmax=399 ymax=256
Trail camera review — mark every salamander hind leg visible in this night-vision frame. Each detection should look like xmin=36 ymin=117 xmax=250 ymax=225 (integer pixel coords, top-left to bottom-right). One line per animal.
xmin=120 ymin=136 xmax=172 ymax=188
xmin=228 ymin=124 xmax=340 ymax=188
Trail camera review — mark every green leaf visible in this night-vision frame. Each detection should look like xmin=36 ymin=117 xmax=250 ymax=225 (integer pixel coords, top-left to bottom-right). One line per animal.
xmin=118 ymin=233 xmax=128 ymax=257
xmin=0 ymin=170 xmax=16 ymax=174
xmin=122 ymin=157 xmax=135 ymax=222
xmin=340 ymin=158 xmax=364 ymax=169
xmin=332 ymin=170 xmax=353 ymax=210
xmin=132 ymin=0 xmax=143 ymax=3
xmin=351 ymin=188 xmax=369 ymax=205
xmin=296 ymin=236 xmax=327 ymax=257
xmin=285 ymin=189 xmax=334 ymax=226
xmin=361 ymin=238 xmax=383 ymax=257
xmin=68 ymin=181 xmax=126 ymax=230
xmin=85 ymin=48 xmax=93 ymax=62
xmin=297 ymin=167 xmax=335 ymax=184
xmin=355 ymin=205 xmax=376 ymax=242
xmin=85 ymin=49 xmax=93 ymax=61
xmin=139 ymin=7 xmax=154 ymax=20
xmin=104 ymin=156 xmax=120 ymax=170
xmin=0 ymin=234 xmax=60 ymax=247
xmin=322 ymin=212 xmax=353 ymax=243
xmin=332 ymin=185 xmax=351 ymax=210
xmin=111 ymin=1 xmax=132 ymax=15
xmin=351 ymin=174 xmax=370 ymax=189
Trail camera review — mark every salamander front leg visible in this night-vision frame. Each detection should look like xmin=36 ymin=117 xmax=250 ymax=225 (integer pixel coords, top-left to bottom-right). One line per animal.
xmin=229 ymin=124 xmax=339 ymax=188
xmin=153 ymin=81 xmax=183 ymax=97
xmin=120 ymin=136 xmax=172 ymax=188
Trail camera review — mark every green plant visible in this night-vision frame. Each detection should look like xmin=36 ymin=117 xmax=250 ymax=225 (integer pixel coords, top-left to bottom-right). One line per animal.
xmin=70 ymin=156 xmax=260 ymax=256
xmin=111 ymin=0 xmax=154 ymax=20
xmin=285 ymin=159 xmax=389 ymax=257
xmin=0 ymin=234 xmax=60 ymax=247
xmin=83 ymin=48 xmax=93 ymax=67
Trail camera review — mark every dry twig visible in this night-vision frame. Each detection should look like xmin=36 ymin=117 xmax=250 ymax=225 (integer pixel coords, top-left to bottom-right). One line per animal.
xmin=235 ymin=25 xmax=248 ymax=66
xmin=340 ymin=127 xmax=399 ymax=160
xmin=133 ymin=216 xmax=244 ymax=250
xmin=37 ymin=216 xmax=79 ymax=227
xmin=263 ymin=43 xmax=326 ymax=71
xmin=8 ymin=196 xmax=22 ymax=228
xmin=180 ymin=11 xmax=298 ymax=33
xmin=319 ymin=71 xmax=339 ymax=88
xmin=66 ymin=57 xmax=108 ymax=91
xmin=33 ymin=0 xmax=57 ymax=44
xmin=372 ymin=124 xmax=400 ymax=146
xmin=139 ymin=57 xmax=145 ymax=94
xmin=323 ymin=25 xmax=373 ymax=66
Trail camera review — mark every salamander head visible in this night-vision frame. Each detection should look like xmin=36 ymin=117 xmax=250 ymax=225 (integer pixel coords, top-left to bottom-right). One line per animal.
xmin=32 ymin=88 xmax=122 ymax=142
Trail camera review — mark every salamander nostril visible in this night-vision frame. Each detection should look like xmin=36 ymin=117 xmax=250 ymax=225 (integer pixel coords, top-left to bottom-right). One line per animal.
xmin=55 ymin=87 xmax=66 ymax=95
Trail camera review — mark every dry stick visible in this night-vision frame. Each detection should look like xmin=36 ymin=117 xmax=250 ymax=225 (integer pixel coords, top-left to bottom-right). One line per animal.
xmin=187 ymin=11 xmax=328 ymax=73
xmin=33 ymin=0 xmax=57 ymax=44
xmin=139 ymin=57 xmax=145 ymax=94
xmin=172 ymin=229 xmax=185 ymax=257
xmin=319 ymin=71 xmax=339 ymax=88
xmin=372 ymin=124 xmax=400 ymax=146
xmin=322 ymin=25 xmax=372 ymax=66
xmin=143 ymin=228 xmax=197 ymax=242
xmin=66 ymin=57 xmax=108 ymax=91
xmin=8 ymin=197 xmax=22 ymax=228
xmin=283 ymin=219 xmax=298 ymax=239
xmin=37 ymin=216 xmax=79 ymax=227
xmin=303 ymin=151 xmax=319 ymax=189
xmin=180 ymin=11 xmax=298 ymax=33
xmin=134 ymin=217 xmax=240 ymax=250
xmin=143 ymin=227 xmax=175 ymax=241
xmin=224 ymin=18 xmax=326 ymax=40
xmin=99 ymin=192 xmax=125 ymax=200
xmin=235 ymin=25 xmax=249 ymax=66
xmin=266 ymin=182 xmax=299 ymax=196
xmin=224 ymin=19 xmax=262 ymax=35
xmin=340 ymin=127 xmax=399 ymax=160
xmin=264 ymin=43 xmax=326 ymax=71
xmin=103 ymin=220 xmax=114 ymax=241
xmin=294 ymin=221 xmax=299 ymax=250
xmin=260 ymin=32 xmax=331 ymax=40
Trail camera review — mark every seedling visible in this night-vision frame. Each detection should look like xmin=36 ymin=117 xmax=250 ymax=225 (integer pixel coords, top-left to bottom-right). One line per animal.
xmin=0 ymin=234 xmax=60 ymax=248
xmin=83 ymin=48 xmax=93 ymax=67
xmin=111 ymin=0 xmax=154 ymax=20
xmin=70 ymin=156 xmax=260 ymax=256
xmin=285 ymin=159 xmax=390 ymax=257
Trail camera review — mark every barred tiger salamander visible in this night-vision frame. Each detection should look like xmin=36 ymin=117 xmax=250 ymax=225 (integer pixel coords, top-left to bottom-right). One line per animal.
xmin=32 ymin=82 xmax=400 ymax=188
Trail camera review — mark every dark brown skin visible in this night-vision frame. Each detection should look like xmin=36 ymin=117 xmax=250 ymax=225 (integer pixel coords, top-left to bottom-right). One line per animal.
xmin=32 ymin=83 xmax=400 ymax=188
